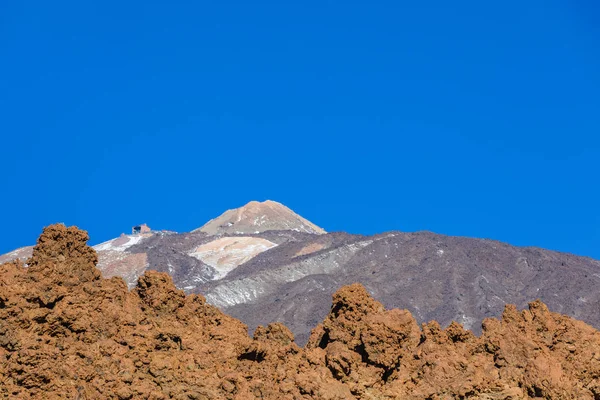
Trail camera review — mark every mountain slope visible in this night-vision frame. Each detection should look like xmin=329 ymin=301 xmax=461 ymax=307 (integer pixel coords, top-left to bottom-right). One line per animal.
xmin=204 ymin=230 xmax=600 ymax=344
xmin=2 ymin=201 xmax=600 ymax=348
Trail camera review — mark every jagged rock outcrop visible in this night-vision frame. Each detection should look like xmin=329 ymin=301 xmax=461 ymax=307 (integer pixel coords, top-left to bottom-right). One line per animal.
xmin=307 ymin=284 xmax=600 ymax=398
xmin=0 ymin=225 xmax=348 ymax=399
xmin=1 ymin=224 xmax=600 ymax=399
xmin=4 ymin=203 xmax=600 ymax=351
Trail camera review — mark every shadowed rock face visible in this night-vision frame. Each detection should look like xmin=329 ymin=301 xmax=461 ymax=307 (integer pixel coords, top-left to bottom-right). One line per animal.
xmin=2 ymin=224 xmax=600 ymax=399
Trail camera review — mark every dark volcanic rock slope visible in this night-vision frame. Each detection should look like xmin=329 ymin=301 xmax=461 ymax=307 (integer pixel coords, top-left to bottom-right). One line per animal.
xmin=199 ymin=231 xmax=600 ymax=345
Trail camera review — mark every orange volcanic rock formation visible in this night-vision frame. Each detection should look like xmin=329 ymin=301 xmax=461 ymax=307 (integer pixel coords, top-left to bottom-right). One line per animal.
xmin=1 ymin=224 xmax=600 ymax=399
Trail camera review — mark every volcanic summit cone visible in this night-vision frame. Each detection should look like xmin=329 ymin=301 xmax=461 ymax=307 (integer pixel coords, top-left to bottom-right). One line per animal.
xmin=195 ymin=200 xmax=326 ymax=235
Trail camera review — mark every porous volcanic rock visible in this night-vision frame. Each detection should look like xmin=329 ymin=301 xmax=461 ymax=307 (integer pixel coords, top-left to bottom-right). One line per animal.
xmin=1 ymin=224 xmax=600 ymax=399
xmin=307 ymin=284 xmax=600 ymax=398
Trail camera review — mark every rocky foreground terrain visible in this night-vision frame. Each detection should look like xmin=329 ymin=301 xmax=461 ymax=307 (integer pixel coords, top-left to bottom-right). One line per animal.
xmin=2 ymin=200 xmax=600 ymax=348
xmin=1 ymin=224 xmax=600 ymax=399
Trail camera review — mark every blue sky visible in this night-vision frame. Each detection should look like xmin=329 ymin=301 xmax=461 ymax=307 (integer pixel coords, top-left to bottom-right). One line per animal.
xmin=1 ymin=1 xmax=599 ymax=259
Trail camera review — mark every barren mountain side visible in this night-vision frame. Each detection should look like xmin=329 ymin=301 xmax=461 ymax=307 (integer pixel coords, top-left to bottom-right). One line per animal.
xmin=1 ymin=225 xmax=600 ymax=399
xmin=207 ymin=230 xmax=600 ymax=346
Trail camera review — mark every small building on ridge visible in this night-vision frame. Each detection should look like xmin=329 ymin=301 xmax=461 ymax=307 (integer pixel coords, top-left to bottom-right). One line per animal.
xmin=132 ymin=223 xmax=151 ymax=235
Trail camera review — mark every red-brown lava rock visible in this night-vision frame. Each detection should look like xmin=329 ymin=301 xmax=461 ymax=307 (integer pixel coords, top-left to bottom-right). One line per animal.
xmin=1 ymin=224 xmax=599 ymax=399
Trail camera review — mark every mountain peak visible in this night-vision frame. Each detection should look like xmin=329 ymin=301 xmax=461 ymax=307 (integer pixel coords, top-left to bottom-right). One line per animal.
xmin=195 ymin=200 xmax=326 ymax=235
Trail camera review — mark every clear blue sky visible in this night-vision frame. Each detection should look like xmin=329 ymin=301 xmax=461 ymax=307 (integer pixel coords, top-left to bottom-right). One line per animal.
xmin=1 ymin=1 xmax=599 ymax=259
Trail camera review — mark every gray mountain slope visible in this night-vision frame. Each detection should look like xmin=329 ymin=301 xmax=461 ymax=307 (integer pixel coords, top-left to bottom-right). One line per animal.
xmin=196 ymin=230 xmax=600 ymax=345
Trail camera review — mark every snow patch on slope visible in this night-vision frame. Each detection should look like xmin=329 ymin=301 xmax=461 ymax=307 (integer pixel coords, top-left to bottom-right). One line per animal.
xmin=91 ymin=234 xmax=154 ymax=288
xmin=0 ymin=246 xmax=33 ymax=264
xmin=93 ymin=235 xmax=146 ymax=252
